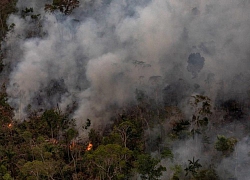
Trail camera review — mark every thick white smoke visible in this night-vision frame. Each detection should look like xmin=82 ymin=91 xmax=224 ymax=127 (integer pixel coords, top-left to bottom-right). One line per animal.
xmin=2 ymin=0 xmax=250 ymax=179
xmin=3 ymin=0 xmax=250 ymax=132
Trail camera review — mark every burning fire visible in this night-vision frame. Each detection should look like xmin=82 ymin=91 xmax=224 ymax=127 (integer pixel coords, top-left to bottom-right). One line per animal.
xmin=8 ymin=123 xmax=12 ymax=128
xmin=86 ymin=142 xmax=93 ymax=151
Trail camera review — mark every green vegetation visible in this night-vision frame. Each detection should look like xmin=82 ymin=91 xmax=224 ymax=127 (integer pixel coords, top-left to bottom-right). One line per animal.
xmin=45 ymin=0 xmax=80 ymax=15
xmin=0 ymin=2 xmax=245 ymax=180
xmin=0 ymin=89 xmax=238 ymax=179
xmin=0 ymin=0 xmax=17 ymax=42
xmin=215 ymin=135 xmax=238 ymax=156
xmin=184 ymin=157 xmax=202 ymax=177
xmin=135 ymin=154 xmax=166 ymax=180
xmin=0 ymin=0 xmax=17 ymax=73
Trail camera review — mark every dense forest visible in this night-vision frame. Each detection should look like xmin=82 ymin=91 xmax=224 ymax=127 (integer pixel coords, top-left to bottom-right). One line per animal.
xmin=1 ymin=0 xmax=250 ymax=179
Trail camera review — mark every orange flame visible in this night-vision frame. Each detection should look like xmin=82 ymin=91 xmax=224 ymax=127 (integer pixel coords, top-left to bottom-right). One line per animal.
xmin=8 ymin=123 xmax=12 ymax=128
xmin=86 ymin=142 xmax=93 ymax=151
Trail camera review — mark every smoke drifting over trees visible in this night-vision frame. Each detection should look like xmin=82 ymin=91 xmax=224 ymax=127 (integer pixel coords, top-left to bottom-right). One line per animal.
xmin=3 ymin=0 xmax=250 ymax=125
xmin=1 ymin=0 xmax=250 ymax=179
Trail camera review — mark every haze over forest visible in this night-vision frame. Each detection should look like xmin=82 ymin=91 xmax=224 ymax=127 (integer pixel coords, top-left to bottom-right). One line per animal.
xmin=1 ymin=0 xmax=250 ymax=179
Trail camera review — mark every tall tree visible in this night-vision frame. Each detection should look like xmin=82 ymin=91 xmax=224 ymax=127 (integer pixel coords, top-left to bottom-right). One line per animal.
xmin=135 ymin=154 xmax=166 ymax=180
xmin=86 ymin=144 xmax=132 ymax=180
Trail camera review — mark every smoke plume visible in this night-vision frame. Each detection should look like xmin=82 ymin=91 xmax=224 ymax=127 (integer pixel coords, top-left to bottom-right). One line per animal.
xmin=2 ymin=0 xmax=250 ymax=179
xmin=3 ymin=0 xmax=249 ymax=125
xmin=3 ymin=0 xmax=250 ymax=140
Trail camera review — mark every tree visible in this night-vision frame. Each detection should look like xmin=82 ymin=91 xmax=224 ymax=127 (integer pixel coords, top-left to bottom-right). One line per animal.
xmin=0 ymin=0 xmax=17 ymax=42
xmin=41 ymin=109 xmax=74 ymax=139
xmin=184 ymin=157 xmax=202 ymax=178
xmin=114 ymin=120 xmax=137 ymax=148
xmin=194 ymin=166 xmax=219 ymax=180
xmin=189 ymin=95 xmax=212 ymax=138
xmin=20 ymin=160 xmax=59 ymax=180
xmin=0 ymin=86 xmax=14 ymax=126
xmin=42 ymin=109 xmax=62 ymax=139
xmin=86 ymin=144 xmax=132 ymax=180
xmin=113 ymin=114 xmax=145 ymax=152
xmin=0 ymin=165 xmax=12 ymax=180
xmin=215 ymin=135 xmax=237 ymax=156
xmin=135 ymin=154 xmax=166 ymax=180
xmin=20 ymin=160 xmax=46 ymax=180
xmin=161 ymin=147 xmax=173 ymax=160
xmin=88 ymin=129 xmax=102 ymax=150
xmin=171 ymin=119 xmax=190 ymax=139
xmin=45 ymin=0 xmax=79 ymax=15
xmin=170 ymin=164 xmax=182 ymax=180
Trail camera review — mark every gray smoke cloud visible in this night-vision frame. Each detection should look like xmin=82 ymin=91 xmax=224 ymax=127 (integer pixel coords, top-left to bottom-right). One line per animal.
xmin=2 ymin=0 xmax=250 ymax=135
xmin=216 ymin=136 xmax=250 ymax=180
xmin=2 ymin=0 xmax=250 ymax=179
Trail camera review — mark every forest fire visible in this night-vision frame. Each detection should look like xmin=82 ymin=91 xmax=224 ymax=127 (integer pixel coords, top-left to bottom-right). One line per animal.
xmin=86 ymin=142 xmax=93 ymax=151
xmin=8 ymin=123 xmax=12 ymax=128
xmin=1 ymin=0 xmax=250 ymax=179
